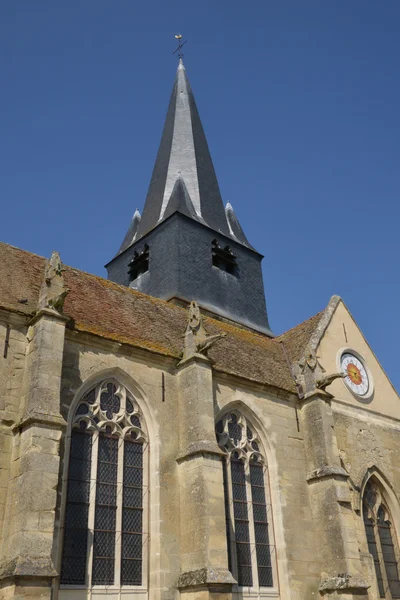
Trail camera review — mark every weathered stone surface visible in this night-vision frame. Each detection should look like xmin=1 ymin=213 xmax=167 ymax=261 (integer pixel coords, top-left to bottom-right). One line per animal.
xmin=178 ymin=567 xmax=236 ymax=588
xmin=0 ymin=556 xmax=57 ymax=579
xmin=319 ymin=573 xmax=369 ymax=592
xmin=0 ymin=266 xmax=399 ymax=600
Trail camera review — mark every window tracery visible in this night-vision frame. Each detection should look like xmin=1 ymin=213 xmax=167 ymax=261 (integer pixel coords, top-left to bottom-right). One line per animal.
xmin=363 ymin=479 xmax=400 ymax=598
xmin=60 ymin=380 xmax=148 ymax=592
xmin=216 ymin=411 xmax=275 ymax=591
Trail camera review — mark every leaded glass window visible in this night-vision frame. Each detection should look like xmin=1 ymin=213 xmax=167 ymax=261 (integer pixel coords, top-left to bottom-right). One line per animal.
xmin=216 ymin=412 xmax=276 ymax=590
xmin=363 ymin=479 xmax=400 ymax=598
xmin=60 ymin=380 xmax=148 ymax=591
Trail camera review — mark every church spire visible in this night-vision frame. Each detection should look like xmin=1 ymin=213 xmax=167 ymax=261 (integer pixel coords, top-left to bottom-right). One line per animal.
xmin=136 ymin=59 xmax=247 ymax=244
xmin=107 ymin=60 xmax=272 ymax=336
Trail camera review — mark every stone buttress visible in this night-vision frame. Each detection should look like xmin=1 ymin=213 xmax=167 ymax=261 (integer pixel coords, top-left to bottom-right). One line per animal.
xmin=0 ymin=253 xmax=68 ymax=599
xmin=175 ymin=303 xmax=235 ymax=600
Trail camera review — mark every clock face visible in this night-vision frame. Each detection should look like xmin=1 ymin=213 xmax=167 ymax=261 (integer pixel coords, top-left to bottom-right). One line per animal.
xmin=340 ymin=352 xmax=369 ymax=396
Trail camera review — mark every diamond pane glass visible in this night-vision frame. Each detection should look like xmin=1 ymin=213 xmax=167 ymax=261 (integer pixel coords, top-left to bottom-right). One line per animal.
xmin=92 ymin=434 xmax=118 ymax=585
xmin=230 ymin=458 xmax=252 ymax=587
xmin=228 ymin=414 xmax=242 ymax=446
xmin=363 ymin=503 xmax=385 ymax=597
xmin=121 ymin=559 xmax=142 ymax=586
xmin=121 ymin=440 xmax=143 ymax=586
xmin=82 ymin=388 xmax=96 ymax=405
xmin=377 ymin=506 xmax=400 ymax=598
xmin=92 ymin=558 xmax=115 ymax=586
xmin=364 ymin=480 xmax=377 ymax=509
xmin=130 ymin=414 xmax=141 ymax=428
xmin=60 ymin=431 xmax=92 ymax=585
xmin=250 ymin=463 xmax=273 ymax=587
xmin=100 ymin=383 xmax=121 ymax=419
xmin=222 ymin=462 xmax=233 ymax=573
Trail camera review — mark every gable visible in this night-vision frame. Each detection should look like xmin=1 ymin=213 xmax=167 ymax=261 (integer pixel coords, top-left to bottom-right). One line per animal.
xmin=317 ymin=299 xmax=400 ymax=418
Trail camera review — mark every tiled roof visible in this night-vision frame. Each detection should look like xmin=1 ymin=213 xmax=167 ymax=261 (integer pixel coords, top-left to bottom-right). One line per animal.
xmin=0 ymin=242 xmax=324 ymax=393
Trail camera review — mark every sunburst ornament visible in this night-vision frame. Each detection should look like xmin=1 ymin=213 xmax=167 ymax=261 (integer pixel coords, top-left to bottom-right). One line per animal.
xmin=340 ymin=352 xmax=370 ymax=396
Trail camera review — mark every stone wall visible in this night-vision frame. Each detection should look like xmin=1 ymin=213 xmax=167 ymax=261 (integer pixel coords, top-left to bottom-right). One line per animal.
xmin=0 ymin=314 xmax=29 ymax=565
xmin=214 ymin=375 xmax=319 ymax=600
xmin=0 ymin=309 xmax=399 ymax=600
xmin=333 ymin=404 xmax=400 ymax=600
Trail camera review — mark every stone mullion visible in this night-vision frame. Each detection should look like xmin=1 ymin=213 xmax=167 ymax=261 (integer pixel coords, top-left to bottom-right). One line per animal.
xmin=141 ymin=441 xmax=150 ymax=592
xmin=114 ymin=436 xmax=124 ymax=589
xmin=86 ymin=431 xmax=99 ymax=592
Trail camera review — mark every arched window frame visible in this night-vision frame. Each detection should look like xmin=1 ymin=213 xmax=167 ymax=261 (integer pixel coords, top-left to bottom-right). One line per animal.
xmin=362 ymin=477 xmax=400 ymax=599
xmin=216 ymin=410 xmax=278 ymax=597
xmin=58 ymin=378 xmax=150 ymax=599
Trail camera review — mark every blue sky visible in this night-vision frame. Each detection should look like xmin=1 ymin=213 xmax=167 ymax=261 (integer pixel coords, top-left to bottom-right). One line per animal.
xmin=1 ymin=1 xmax=399 ymax=391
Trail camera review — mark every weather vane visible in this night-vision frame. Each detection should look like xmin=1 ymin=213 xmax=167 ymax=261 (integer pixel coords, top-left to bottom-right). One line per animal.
xmin=173 ymin=34 xmax=187 ymax=59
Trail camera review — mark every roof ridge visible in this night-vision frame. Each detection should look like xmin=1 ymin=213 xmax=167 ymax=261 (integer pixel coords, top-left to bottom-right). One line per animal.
xmin=0 ymin=241 xmax=47 ymax=262
xmin=275 ymin=310 xmax=324 ymax=339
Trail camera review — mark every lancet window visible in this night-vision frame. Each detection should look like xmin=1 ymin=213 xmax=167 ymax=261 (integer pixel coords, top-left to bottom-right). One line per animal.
xmin=60 ymin=380 xmax=148 ymax=592
xmin=363 ymin=479 xmax=400 ymax=598
xmin=216 ymin=411 xmax=276 ymax=591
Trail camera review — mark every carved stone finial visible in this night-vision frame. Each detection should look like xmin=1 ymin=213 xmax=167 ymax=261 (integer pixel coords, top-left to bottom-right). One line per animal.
xmin=38 ymin=251 xmax=69 ymax=314
xmin=292 ymin=349 xmax=326 ymax=398
xmin=179 ymin=301 xmax=226 ymax=365
xmin=292 ymin=348 xmax=346 ymax=397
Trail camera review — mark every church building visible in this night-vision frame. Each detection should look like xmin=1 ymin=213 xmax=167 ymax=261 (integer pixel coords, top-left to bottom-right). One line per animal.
xmin=0 ymin=59 xmax=399 ymax=600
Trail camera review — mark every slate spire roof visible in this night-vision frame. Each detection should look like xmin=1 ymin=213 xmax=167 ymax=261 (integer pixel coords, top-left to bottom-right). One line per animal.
xmin=125 ymin=59 xmax=249 ymax=247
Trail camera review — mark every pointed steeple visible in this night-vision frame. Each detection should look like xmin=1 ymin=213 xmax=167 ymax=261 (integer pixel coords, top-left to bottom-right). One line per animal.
xmin=118 ymin=209 xmax=141 ymax=254
xmin=163 ymin=176 xmax=198 ymax=221
xmin=107 ymin=60 xmax=273 ymax=336
xmin=225 ymin=202 xmax=251 ymax=247
xmin=137 ymin=59 xmax=233 ymax=240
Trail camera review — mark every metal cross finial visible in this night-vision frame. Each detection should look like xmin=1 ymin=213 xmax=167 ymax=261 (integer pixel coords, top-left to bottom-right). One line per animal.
xmin=173 ymin=34 xmax=187 ymax=59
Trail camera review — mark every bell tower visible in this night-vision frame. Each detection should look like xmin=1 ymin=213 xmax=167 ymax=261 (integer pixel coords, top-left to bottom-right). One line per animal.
xmin=106 ymin=60 xmax=272 ymax=336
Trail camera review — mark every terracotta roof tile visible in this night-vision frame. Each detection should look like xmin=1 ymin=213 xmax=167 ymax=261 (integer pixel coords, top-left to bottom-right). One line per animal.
xmin=0 ymin=243 xmax=46 ymax=316
xmin=0 ymin=242 xmax=325 ymax=393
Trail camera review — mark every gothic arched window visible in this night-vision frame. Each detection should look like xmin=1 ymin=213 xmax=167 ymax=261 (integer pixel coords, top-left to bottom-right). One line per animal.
xmin=363 ymin=479 xmax=400 ymax=598
xmin=59 ymin=380 xmax=148 ymax=594
xmin=216 ymin=411 xmax=276 ymax=591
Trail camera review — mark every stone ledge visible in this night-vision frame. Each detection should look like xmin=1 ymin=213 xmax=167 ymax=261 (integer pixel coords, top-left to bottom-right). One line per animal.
xmin=14 ymin=411 xmax=67 ymax=433
xmin=300 ymin=389 xmax=333 ymax=405
xmin=176 ymin=440 xmax=225 ymax=463
xmin=28 ymin=308 xmax=69 ymax=327
xmin=306 ymin=465 xmax=349 ymax=482
xmin=177 ymin=353 xmax=211 ymax=368
xmin=178 ymin=567 xmax=236 ymax=589
xmin=319 ymin=573 xmax=370 ymax=593
xmin=0 ymin=556 xmax=58 ymax=580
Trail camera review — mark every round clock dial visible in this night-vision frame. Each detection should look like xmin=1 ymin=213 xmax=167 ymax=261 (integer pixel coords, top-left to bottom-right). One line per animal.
xmin=340 ymin=352 xmax=369 ymax=396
